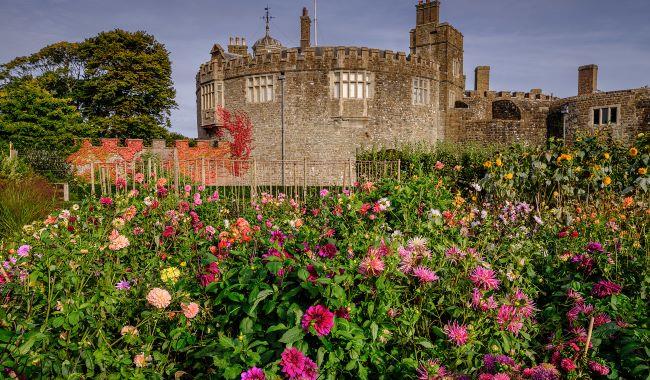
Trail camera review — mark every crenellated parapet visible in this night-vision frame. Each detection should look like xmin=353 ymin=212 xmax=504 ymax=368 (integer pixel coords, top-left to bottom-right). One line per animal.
xmin=217 ymin=46 xmax=439 ymax=80
xmin=464 ymin=89 xmax=557 ymax=101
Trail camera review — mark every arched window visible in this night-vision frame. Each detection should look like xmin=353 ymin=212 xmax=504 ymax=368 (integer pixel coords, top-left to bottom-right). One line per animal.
xmin=492 ymin=100 xmax=522 ymax=120
xmin=454 ymin=101 xmax=469 ymax=109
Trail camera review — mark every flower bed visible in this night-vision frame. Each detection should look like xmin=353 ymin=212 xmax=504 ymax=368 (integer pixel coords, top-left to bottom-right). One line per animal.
xmin=0 ymin=138 xmax=648 ymax=379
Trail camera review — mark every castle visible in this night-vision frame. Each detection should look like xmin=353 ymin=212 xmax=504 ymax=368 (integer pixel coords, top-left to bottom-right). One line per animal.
xmin=197 ymin=1 xmax=650 ymax=161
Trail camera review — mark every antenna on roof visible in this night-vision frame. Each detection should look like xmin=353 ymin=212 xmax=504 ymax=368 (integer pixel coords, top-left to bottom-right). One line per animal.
xmin=314 ymin=0 xmax=318 ymax=46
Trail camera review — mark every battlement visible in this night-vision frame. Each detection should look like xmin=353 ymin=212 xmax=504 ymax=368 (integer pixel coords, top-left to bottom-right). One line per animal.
xmin=464 ymin=90 xmax=557 ymax=101
xmin=76 ymin=138 xmax=217 ymax=150
xmin=215 ymin=46 xmax=438 ymax=79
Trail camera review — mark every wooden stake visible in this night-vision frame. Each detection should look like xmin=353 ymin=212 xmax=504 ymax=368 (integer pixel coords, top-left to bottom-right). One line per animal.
xmin=584 ymin=316 xmax=595 ymax=359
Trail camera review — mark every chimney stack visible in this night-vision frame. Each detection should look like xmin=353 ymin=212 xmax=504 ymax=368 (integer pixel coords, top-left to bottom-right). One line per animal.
xmin=578 ymin=64 xmax=598 ymax=96
xmin=474 ymin=66 xmax=490 ymax=93
xmin=416 ymin=0 xmax=440 ymax=26
xmin=228 ymin=36 xmax=248 ymax=56
xmin=300 ymin=7 xmax=311 ymax=49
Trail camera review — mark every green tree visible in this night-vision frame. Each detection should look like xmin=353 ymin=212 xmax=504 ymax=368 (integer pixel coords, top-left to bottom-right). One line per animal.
xmin=1 ymin=29 xmax=177 ymax=142
xmin=0 ymin=79 xmax=88 ymax=152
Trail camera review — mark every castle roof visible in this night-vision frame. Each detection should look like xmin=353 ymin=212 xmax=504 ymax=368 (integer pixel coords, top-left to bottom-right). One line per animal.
xmin=253 ymin=34 xmax=284 ymax=56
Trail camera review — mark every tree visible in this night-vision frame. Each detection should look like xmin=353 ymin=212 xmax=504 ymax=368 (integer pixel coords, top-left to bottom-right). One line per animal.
xmin=0 ymin=29 xmax=177 ymax=142
xmin=0 ymin=79 xmax=89 ymax=152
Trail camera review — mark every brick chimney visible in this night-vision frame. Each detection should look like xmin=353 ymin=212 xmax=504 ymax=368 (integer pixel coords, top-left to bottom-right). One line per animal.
xmin=300 ymin=7 xmax=311 ymax=49
xmin=228 ymin=37 xmax=248 ymax=56
xmin=578 ymin=64 xmax=598 ymax=96
xmin=416 ymin=0 xmax=440 ymax=26
xmin=474 ymin=66 xmax=490 ymax=92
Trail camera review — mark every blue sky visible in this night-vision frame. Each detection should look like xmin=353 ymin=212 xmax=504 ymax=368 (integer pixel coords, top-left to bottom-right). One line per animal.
xmin=1 ymin=0 xmax=649 ymax=137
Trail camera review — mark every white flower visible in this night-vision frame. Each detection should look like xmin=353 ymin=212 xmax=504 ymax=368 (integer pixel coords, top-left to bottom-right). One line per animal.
xmin=427 ymin=209 xmax=442 ymax=219
xmin=72 ymin=204 xmax=80 ymax=211
xmin=144 ymin=197 xmax=154 ymax=207
xmin=470 ymin=183 xmax=482 ymax=192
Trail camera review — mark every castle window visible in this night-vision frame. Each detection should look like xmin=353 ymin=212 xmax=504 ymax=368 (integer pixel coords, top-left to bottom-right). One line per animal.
xmin=412 ymin=77 xmax=431 ymax=105
xmin=333 ymin=71 xmax=372 ymax=99
xmin=592 ymin=106 xmax=619 ymax=126
xmin=200 ymin=82 xmax=224 ymax=110
xmin=246 ymin=75 xmax=275 ymax=103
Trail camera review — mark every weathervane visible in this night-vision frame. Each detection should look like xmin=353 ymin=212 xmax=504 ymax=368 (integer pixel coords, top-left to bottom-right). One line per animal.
xmin=262 ymin=5 xmax=275 ymax=36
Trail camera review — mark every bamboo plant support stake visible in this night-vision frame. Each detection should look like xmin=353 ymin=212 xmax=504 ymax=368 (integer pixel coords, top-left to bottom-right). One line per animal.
xmin=90 ymin=162 xmax=96 ymax=196
xmin=584 ymin=316 xmax=595 ymax=359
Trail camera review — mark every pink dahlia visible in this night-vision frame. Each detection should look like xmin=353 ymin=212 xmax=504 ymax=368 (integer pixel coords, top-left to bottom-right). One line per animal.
xmin=592 ymin=280 xmax=622 ymax=298
xmin=301 ymin=305 xmax=335 ymax=336
xmin=241 ymin=367 xmax=265 ymax=380
xmin=318 ymin=243 xmax=338 ymax=259
xmin=359 ymin=254 xmax=385 ymax=277
xmin=444 ymin=321 xmax=469 ymax=346
xmin=280 ymin=347 xmax=305 ymax=378
xmin=181 ymin=302 xmax=200 ymax=319
xmin=413 ymin=266 xmax=439 ymax=283
xmin=279 ymin=347 xmax=318 ymax=380
xmin=470 ymin=266 xmax=500 ymax=291
xmin=146 ymin=288 xmax=171 ymax=309
xmin=493 ymin=374 xmax=511 ymax=380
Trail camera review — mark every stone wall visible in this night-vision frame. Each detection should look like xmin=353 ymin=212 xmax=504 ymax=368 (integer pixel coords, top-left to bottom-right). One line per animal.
xmin=553 ymin=88 xmax=650 ymax=142
xmin=199 ymin=47 xmax=441 ymax=162
xmin=446 ymin=91 xmax=555 ymax=145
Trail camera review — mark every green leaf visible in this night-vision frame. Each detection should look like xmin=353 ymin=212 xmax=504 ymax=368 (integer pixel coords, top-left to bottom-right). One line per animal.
xmin=279 ymin=326 xmax=304 ymax=344
xmin=370 ymin=322 xmax=378 ymax=341
xmin=249 ymin=289 xmax=273 ymax=314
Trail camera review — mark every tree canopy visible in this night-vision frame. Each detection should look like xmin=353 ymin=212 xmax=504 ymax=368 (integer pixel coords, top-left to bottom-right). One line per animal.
xmin=0 ymin=29 xmax=178 ymax=145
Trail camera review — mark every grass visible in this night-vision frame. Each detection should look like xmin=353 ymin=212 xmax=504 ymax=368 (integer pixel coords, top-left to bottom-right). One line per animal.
xmin=0 ymin=175 xmax=59 ymax=240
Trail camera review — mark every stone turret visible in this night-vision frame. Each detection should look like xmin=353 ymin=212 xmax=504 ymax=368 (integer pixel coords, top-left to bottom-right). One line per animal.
xmin=300 ymin=7 xmax=311 ymax=50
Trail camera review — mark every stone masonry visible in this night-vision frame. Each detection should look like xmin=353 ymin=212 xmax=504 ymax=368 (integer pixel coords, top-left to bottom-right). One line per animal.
xmin=197 ymin=0 xmax=650 ymax=157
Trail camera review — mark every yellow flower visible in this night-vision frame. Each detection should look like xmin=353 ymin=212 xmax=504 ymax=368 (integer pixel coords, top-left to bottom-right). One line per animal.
xmin=639 ymin=167 xmax=648 ymax=176
xmin=180 ymin=261 xmax=187 ymax=267
xmin=603 ymin=176 xmax=612 ymax=186
xmin=603 ymin=152 xmax=610 ymax=160
xmin=495 ymin=157 xmax=503 ymax=167
xmin=629 ymin=147 xmax=638 ymax=157
xmin=160 ymin=267 xmax=181 ymax=284
xmin=504 ymin=173 xmax=514 ymax=180
xmin=483 ymin=161 xmax=493 ymax=169
xmin=453 ymin=193 xmax=465 ymax=207
xmin=556 ymin=154 xmax=573 ymax=164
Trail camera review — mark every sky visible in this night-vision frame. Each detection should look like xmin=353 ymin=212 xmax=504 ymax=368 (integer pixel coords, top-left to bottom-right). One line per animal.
xmin=1 ymin=0 xmax=649 ymax=137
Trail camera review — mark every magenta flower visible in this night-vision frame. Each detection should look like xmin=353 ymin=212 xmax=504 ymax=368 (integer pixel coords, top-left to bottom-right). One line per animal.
xmin=241 ymin=367 xmax=265 ymax=380
xmin=588 ymin=361 xmax=610 ymax=376
xmin=444 ymin=321 xmax=469 ymax=346
xmin=592 ymin=280 xmax=622 ymax=298
xmin=470 ymin=266 xmax=500 ymax=291
xmin=301 ymin=305 xmax=335 ymax=336
xmin=100 ymin=197 xmax=113 ymax=206
xmin=279 ymin=347 xmax=318 ymax=380
xmin=560 ymin=358 xmax=576 ymax=372
xmin=412 ymin=266 xmax=439 ymax=283
xmin=318 ymin=243 xmax=338 ymax=259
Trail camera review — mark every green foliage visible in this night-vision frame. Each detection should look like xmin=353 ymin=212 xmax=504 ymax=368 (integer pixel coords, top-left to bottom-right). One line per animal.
xmin=1 ymin=29 xmax=178 ymax=144
xmin=0 ymin=137 xmax=647 ymax=378
xmin=0 ymin=79 xmax=87 ymax=152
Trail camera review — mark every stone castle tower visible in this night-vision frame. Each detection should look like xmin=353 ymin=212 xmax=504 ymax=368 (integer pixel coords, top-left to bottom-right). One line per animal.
xmin=196 ymin=1 xmax=650 ymax=154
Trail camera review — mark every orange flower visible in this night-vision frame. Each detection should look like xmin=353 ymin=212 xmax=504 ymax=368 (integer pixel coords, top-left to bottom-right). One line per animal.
xmin=629 ymin=147 xmax=638 ymax=157
xmin=639 ymin=167 xmax=647 ymax=176
xmin=603 ymin=176 xmax=612 ymax=186
xmin=622 ymin=197 xmax=634 ymax=208
xmin=503 ymin=173 xmax=514 ymax=180
xmin=483 ymin=161 xmax=493 ymax=169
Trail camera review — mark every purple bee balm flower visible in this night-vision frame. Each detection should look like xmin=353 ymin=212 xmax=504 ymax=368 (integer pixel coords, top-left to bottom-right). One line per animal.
xmin=17 ymin=245 xmax=31 ymax=257
xmin=115 ymin=280 xmax=131 ymax=290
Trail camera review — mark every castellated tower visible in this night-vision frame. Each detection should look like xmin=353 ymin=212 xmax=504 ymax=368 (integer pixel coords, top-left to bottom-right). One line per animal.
xmin=410 ymin=0 xmax=465 ymax=112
